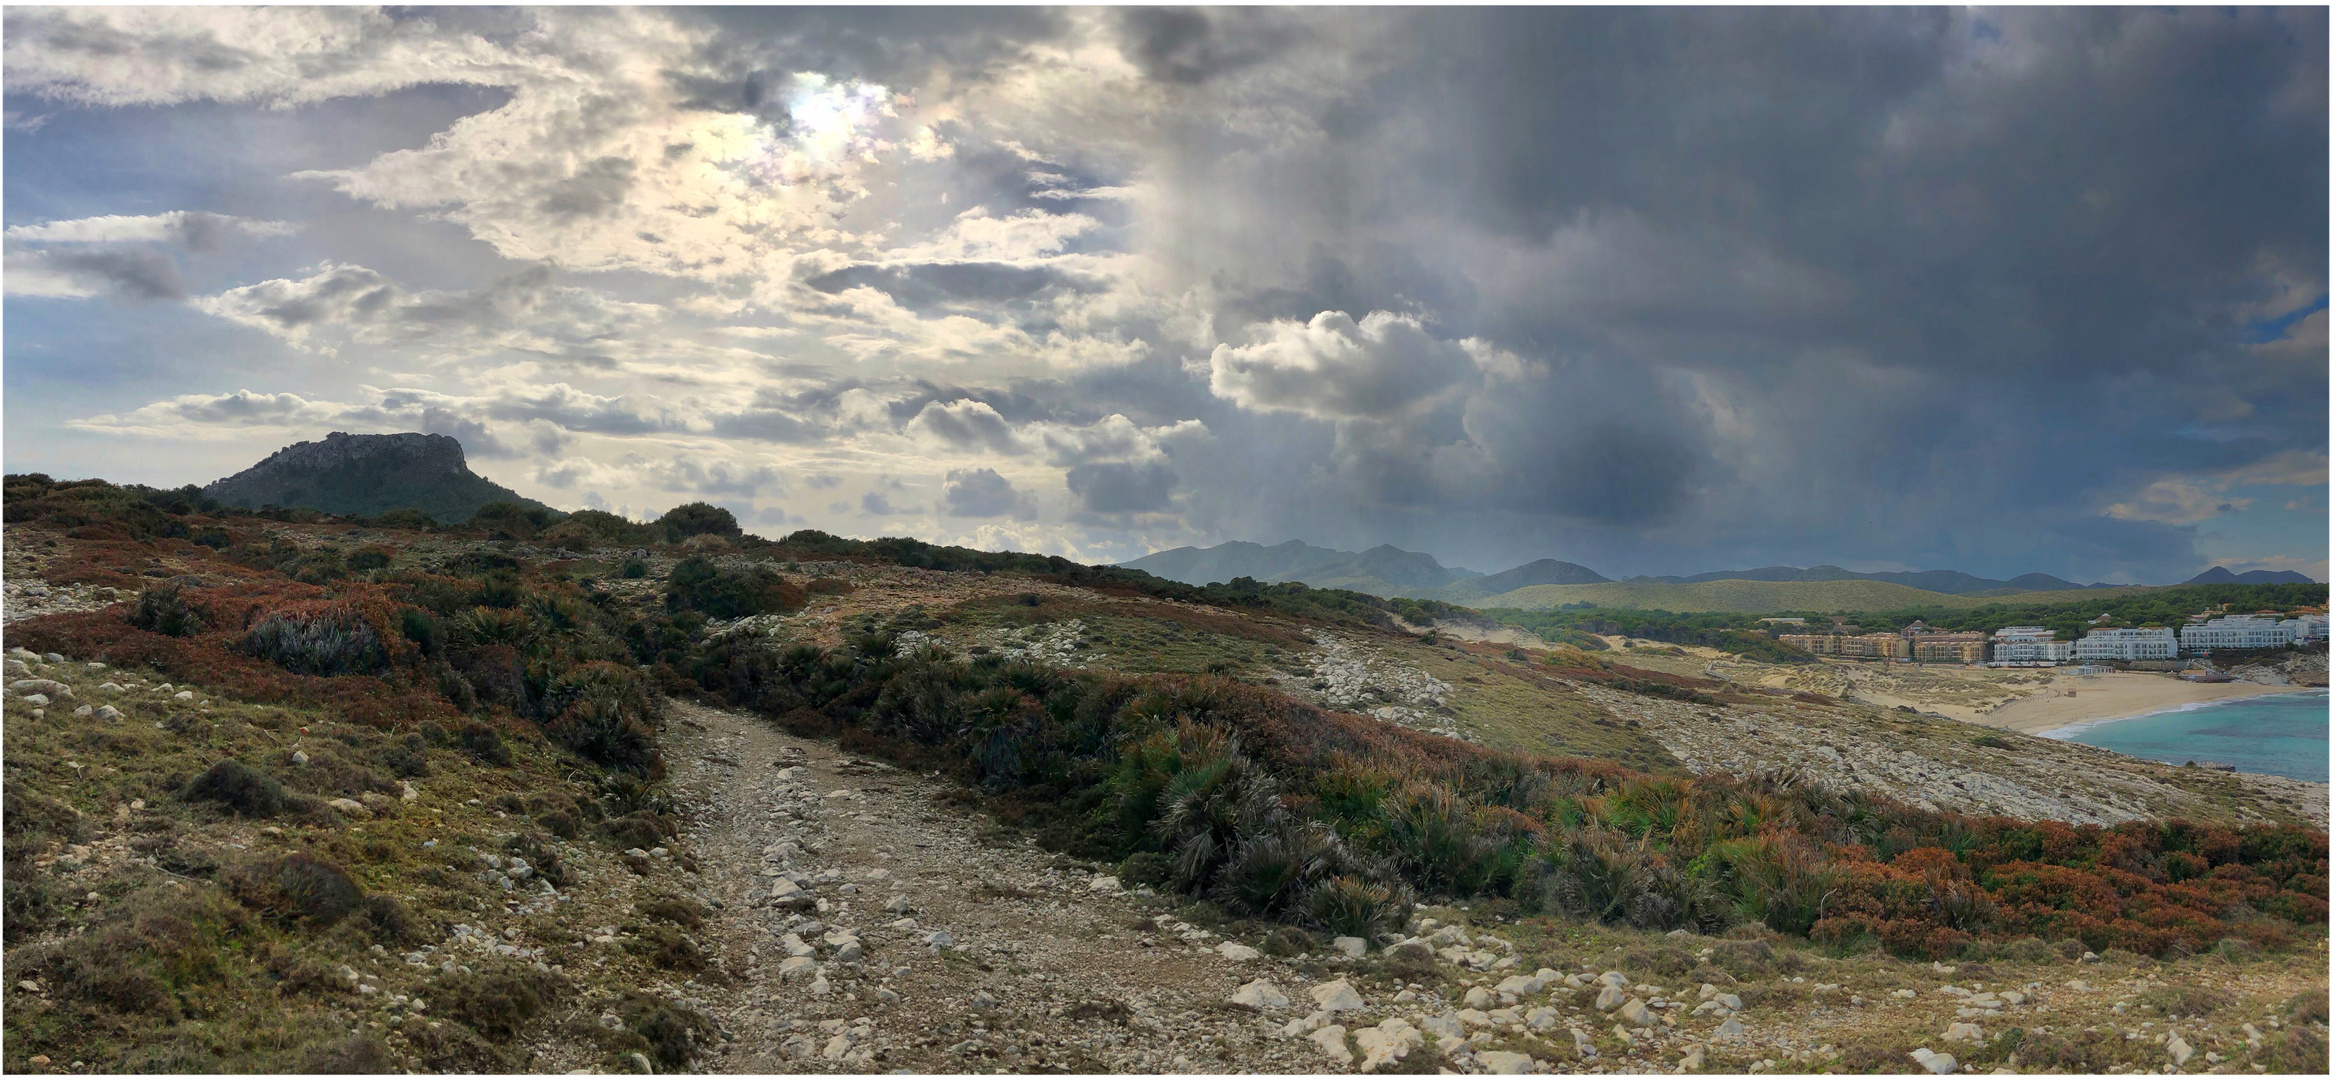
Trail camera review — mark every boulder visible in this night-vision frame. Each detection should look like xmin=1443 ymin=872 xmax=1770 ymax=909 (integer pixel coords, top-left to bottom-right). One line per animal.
xmin=1464 ymin=986 xmax=1495 ymax=1010
xmin=1474 ymin=1050 xmax=1536 ymax=1074
xmin=1353 ymin=1019 xmax=1422 ymax=1072
xmin=1217 ymin=941 xmax=1262 ymax=962
xmin=1416 ymin=1013 xmax=1466 ymax=1041
xmin=1941 ymin=1022 xmax=1983 ymax=1043
xmin=1680 ymin=1044 xmax=1705 ymax=1070
xmin=1595 ymin=984 xmax=1626 ymax=1011
xmin=1496 ymin=974 xmax=1546 ymax=997
xmin=1617 ymin=998 xmax=1655 ymax=1028
xmin=1333 ymin=935 xmax=1369 ymax=958
xmin=1909 ymin=1048 xmax=1958 ymax=1075
xmin=328 ymin=797 xmax=371 ymax=818
xmin=1311 ymin=978 xmax=1365 ymax=1013
xmin=1714 ymin=1017 xmax=1745 ymax=1040
xmin=1308 ymin=1025 xmax=1352 ymax=1066
xmin=2166 ymin=1035 xmax=2194 ymax=1067
xmin=1524 ymin=1006 xmax=1561 ymax=1032
xmin=768 ymin=878 xmax=814 ymax=909
xmin=1386 ymin=938 xmax=1436 ymax=962
xmin=1231 ymin=979 xmax=1291 ymax=1010
xmin=778 ymin=956 xmax=818 ymax=982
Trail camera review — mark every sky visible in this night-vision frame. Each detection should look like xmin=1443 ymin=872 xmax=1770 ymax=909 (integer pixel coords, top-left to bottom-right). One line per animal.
xmin=3 ymin=7 xmax=2325 ymax=583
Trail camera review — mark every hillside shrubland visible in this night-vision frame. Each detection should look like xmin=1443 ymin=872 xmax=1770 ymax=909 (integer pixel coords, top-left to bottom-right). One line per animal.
xmin=2 ymin=476 xmax=2324 ymax=1071
xmin=689 ymin=624 xmax=2325 ymax=961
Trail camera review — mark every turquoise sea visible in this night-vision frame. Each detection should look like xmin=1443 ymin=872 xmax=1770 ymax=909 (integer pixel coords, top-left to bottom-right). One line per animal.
xmin=2043 ymin=689 xmax=2330 ymax=782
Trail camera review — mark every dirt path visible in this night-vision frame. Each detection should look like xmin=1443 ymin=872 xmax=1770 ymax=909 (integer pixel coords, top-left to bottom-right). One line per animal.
xmin=534 ymin=700 xmax=2329 ymax=1076
xmin=652 ymin=700 xmax=1331 ymax=1073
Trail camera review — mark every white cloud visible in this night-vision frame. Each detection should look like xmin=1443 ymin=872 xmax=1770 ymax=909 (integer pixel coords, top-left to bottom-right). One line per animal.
xmin=2105 ymin=451 xmax=2326 ymax=524
xmin=1208 ymin=310 xmax=1491 ymax=421
xmin=2 ymin=7 xmax=533 ymax=107
xmin=4 ymin=211 xmax=294 ymax=246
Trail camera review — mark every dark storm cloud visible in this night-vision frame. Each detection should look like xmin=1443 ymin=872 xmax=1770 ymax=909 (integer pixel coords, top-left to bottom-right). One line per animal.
xmin=1143 ymin=6 xmax=2324 ymax=578
xmin=1109 ymin=8 xmax=1305 ymax=86
xmin=1067 ymin=460 xmax=1176 ymax=514
xmin=942 ymin=468 xmax=1033 ymax=519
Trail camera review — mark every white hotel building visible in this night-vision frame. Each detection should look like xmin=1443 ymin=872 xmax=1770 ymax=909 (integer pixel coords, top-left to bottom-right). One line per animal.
xmin=2180 ymin=615 xmax=2317 ymax=652
xmin=2072 ymin=627 xmax=2179 ymax=662
xmin=1989 ymin=626 xmax=2072 ymax=666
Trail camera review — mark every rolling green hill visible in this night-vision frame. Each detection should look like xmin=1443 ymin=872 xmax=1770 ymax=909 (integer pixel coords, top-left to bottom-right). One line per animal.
xmin=1465 ymin=578 xmax=2163 ymax=614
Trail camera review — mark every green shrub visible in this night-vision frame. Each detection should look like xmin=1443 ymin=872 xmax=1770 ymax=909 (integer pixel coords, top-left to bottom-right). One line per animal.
xmin=398 ymin=608 xmax=442 ymax=656
xmin=1304 ymin=874 xmax=1412 ymax=937
xmin=130 ymin=582 xmax=208 ymax=637
xmin=1215 ymin=826 xmax=1331 ymax=916
xmin=620 ymin=559 xmax=648 ymax=579
xmin=622 ymin=995 xmax=717 ymax=1071
xmin=656 ymin=502 xmax=740 ymax=540
xmin=543 ymin=662 xmax=663 ymax=776
xmin=184 ymin=760 xmax=287 ymax=817
xmin=664 ymin=556 xmax=803 ymax=619
xmin=241 ymin=607 xmax=391 ymax=676
xmin=444 ymin=964 xmax=562 ymax=1039
xmin=453 ymin=721 xmax=512 ymax=767
xmin=1383 ymin=788 xmax=1496 ymax=894
xmin=1540 ymin=827 xmax=1729 ymax=933
xmin=1119 ymin=851 xmax=1172 ymax=888
xmin=360 ymin=895 xmax=430 ymax=946
xmin=297 ymin=1035 xmax=393 ymax=1073
xmin=368 ymin=508 xmax=437 ymax=530
xmin=626 ymin=924 xmax=707 ymax=972
xmin=240 ymin=853 xmax=364 ymax=925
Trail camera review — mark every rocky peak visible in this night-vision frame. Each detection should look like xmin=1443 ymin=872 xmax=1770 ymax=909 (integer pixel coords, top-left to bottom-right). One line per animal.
xmin=202 ymin=431 xmax=544 ymax=523
xmin=241 ymin=431 xmax=468 ymax=475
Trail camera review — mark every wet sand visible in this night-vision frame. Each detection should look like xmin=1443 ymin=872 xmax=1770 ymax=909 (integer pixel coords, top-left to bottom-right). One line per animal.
xmin=1980 ymin=671 xmax=2313 ymax=735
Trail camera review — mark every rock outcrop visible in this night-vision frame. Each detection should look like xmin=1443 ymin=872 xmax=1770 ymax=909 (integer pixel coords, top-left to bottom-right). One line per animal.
xmin=202 ymin=431 xmax=545 ymax=523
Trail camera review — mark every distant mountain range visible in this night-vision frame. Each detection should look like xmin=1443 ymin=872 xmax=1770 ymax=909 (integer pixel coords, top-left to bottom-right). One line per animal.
xmin=2184 ymin=565 xmax=2316 ymax=585
xmin=1627 ymin=565 xmax=2113 ymax=595
xmin=1119 ymin=540 xmax=2317 ymax=604
xmin=204 ymin=431 xmax=547 ymax=524
xmin=1116 ymin=540 xmax=1482 ymax=595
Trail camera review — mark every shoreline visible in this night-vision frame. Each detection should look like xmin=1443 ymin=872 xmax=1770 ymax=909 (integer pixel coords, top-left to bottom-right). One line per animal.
xmin=2032 ymin=686 xmax=2329 ymax=741
xmin=1976 ymin=671 xmax=2317 ymax=735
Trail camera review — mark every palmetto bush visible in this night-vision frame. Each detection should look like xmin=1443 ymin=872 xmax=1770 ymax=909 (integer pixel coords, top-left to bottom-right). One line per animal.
xmin=1154 ymin=747 xmax=1286 ymax=894
xmin=1382 ymin=786 xmax=1498 ymax=895
xmin=1304 ymin=873 xmax=1414 ymax=938
xmin=1538 ymin=826 xmax=1733 ymax=934
xmin=240 ymin=605 xmax=392 ymax=676
xmin=542 ymin=662 xmax=662 ymax=777
xmin=1214 ymin=824 xmax=1336 ymax=917
xmin=129 ymin=582 xmax=208 ymax=637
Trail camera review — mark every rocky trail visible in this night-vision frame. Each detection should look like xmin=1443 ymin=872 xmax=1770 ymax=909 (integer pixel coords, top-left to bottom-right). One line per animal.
xmin=547 ymin=701 xmax=2332 ymax=1076
xmin=636 ymin=700 xmax=1335 ymax=1073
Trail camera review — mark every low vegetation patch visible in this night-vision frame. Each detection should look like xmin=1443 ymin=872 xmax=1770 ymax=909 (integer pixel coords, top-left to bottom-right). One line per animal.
xmin=692 ymin=623 xmax=2326 ymax=960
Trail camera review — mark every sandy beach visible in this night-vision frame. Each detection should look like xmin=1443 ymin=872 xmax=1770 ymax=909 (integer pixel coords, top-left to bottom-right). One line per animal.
xmin=1979 ymin=671 xmax=2316 ymax=735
